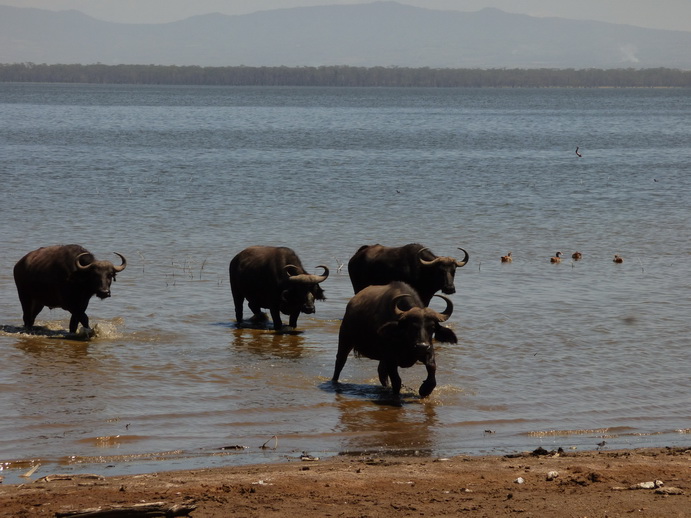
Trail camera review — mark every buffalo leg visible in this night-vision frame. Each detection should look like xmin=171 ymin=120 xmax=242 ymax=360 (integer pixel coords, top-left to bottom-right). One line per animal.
xmin=69 ymin=312 xmax=89 ymax=334
xmin=384 ymin=362 xmax=402 ymax=395
xmin=269 ymin=308 xmax=284 ymax=330
xmin=419 ymin=356 xmax=437 ymax=398
xmin=288 ymin=312 xmax=299 ymax=329
xmin=232 ymin=294 xmax=245 ymax=323
xmin=69 ymin=314 xmax=80 ymax=333
xmin=20 ymin=298 xmax=43 ymax=329
xmin=331 ymin=334 xmax=354 ymax=382
xmin=377 ymin=361 xmax=390 ymax=387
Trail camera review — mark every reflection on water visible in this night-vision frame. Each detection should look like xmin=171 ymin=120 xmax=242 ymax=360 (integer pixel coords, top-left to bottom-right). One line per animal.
xmin=332 ymin=392 xmax=440 ymax=454
xmin=229 ymin=326 xmax=306 ymax=360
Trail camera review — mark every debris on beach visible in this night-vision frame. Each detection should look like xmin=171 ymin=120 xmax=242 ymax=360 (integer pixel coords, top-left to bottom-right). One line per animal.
xmin=546 ymin=471 xmax=559 ymax=481
xmin=55 ymin=501 xmax=196 ymax=517
xmin=630 ymin=480 xmax=664 ymax=490
xmin=655 ymin=487 xmax=685 ymax=495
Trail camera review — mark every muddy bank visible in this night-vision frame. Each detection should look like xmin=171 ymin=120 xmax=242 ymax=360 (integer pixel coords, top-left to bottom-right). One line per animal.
xmin=1 ymin=447 xmax=689 ymax=517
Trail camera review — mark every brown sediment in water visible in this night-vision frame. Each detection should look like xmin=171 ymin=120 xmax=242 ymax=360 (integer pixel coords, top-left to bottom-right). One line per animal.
xmin=1 ymin=447 xmax=689 ymax=517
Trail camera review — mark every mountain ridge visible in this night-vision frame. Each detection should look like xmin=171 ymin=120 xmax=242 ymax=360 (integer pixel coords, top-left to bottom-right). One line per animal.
xmin=2 ymin=2 xmax=691 ymax=69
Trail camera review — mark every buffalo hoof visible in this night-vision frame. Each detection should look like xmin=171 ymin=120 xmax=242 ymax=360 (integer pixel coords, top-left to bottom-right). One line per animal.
xmin=419 ymin=380 xmax=436 ymax=398
xmin=70 ymin=327 xmax=95 ymax=340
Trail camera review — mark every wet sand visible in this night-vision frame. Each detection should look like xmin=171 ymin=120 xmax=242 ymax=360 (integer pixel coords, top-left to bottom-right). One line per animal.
xmin=1 ymin=447 xmax=688 ymax=517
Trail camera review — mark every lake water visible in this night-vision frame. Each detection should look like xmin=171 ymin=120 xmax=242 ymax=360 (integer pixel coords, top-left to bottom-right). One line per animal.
xmin=1 ymin=83 xmax=689 ymax=484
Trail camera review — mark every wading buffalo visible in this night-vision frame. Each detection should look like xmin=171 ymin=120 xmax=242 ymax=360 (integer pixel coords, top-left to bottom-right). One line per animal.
xmin=229 ymin=246 xmax=329 ymax=331
xmin=332 ymin=281 xmax=457 ymax=397
xmin=13 ymin=244 xmax=127 ymax=334
xmin=348 ymin=243 xmax=469 ymax=306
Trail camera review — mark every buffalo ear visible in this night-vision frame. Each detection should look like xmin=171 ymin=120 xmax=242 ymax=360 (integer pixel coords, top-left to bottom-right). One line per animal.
xmin=434 ymin=325 xmax=457 ymax=344
xmin=377 ymin=321 xmax=400 ymax=340
xmin=313 ymin=285 xmax=326 ymax=301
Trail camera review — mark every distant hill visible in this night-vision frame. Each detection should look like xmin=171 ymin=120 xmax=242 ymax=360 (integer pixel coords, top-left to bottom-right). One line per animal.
xmin=2 ymin=2 xmax=691 ymax=69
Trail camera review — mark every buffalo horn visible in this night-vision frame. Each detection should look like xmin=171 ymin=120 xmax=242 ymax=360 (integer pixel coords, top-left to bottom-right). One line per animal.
xmin=418 ymin=247 xmax=469 ymax=267
xmin=432 ymin=294 xmax=454 ymax=321
xmin=113 ymin=252 xmax=127 ymax=272
xmin=455 ymin=247 xmax=469 ymax=267
xmin=75 ymin=252 xmax=93 ymax=270
xmin=392 ymin=294 xmax=415 ymax=316
xmin=286 ymin=264 xmax=330 ymax=284
xmin=417 ymin=247 xmax=440 ymax=266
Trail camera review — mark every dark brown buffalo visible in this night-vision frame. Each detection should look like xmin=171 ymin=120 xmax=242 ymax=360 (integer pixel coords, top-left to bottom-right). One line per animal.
xmin=229 ymin=246 xmax=329 ymax=331
xmin=13 ymin=244 xmax=127 ymax=334
xmin=332 ymin=281 xmax=457 ymax=397
xmin=347 ymin=243 xmax=469 ymax=306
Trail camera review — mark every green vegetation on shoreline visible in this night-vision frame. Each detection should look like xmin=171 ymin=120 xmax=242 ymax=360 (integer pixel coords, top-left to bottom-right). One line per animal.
xmin=1 ymin=63 xmax=690 ymax=87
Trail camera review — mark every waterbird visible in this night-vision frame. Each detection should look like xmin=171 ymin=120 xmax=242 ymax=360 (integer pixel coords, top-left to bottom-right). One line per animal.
xmin=500 ymin=252 xmax=512 ymax=263
xmin=613 ymin=254 xmax=624 ymax=263
xmin=571 ymin=251 xmax=582 ymax=261
xmin=550 ymin=251 xmax=563 ymax=263
xmin=575 ymin=146 xmax=582 ymax=158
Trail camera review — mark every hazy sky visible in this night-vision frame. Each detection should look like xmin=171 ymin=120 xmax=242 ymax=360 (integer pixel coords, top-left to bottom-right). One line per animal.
xmin=6 ymin=0 xmax=691 ymax=32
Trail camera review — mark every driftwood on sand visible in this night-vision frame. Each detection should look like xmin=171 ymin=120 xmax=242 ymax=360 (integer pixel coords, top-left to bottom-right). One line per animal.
xmin=55 ymin=501 xmax=196 ymax=517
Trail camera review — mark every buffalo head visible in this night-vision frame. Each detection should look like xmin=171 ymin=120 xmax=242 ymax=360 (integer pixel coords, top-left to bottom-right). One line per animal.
xmin=281 ymin=264 xmax=329 ymax=315
xmin=418 ymin=247 xmax=469 ymax=295
xmin=377 ymin=293 xmax=457 ymax=356
xmin=75 ymin=252 xmax=127 ymax=299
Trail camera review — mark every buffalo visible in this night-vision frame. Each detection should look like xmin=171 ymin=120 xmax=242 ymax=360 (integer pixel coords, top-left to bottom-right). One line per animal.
xmin=13 ymin=244 xmax=127 ymax=334
xmin=332 ymin=281 xmax=457 ymax=397
xmin=348 ymin=243 xmax=469 ymax=306
xmin=229 ymin=246 xmax=329 ymax=331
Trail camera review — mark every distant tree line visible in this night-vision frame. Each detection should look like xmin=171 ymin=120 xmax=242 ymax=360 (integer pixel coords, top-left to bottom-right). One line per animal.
xmin=1 ymin=63 xmax=691 ymax=88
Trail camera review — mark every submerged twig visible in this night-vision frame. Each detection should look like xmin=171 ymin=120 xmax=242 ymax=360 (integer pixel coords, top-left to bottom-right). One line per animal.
xmin=136 ymin=250 xmax=146 ymax=273
xmin=261 ymin=435 xmax=278 ymax=450
xmin=20 ymin=464 xmax=40 ymax=478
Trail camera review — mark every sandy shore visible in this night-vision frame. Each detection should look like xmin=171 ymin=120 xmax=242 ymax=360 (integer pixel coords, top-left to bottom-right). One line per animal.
xmin=1 ymin=446 xmax=688 ymax=517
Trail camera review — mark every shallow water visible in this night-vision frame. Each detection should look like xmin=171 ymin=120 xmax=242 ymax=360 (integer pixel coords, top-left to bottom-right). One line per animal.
xmin=1 ymin=84 xmax=689 ymax=484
